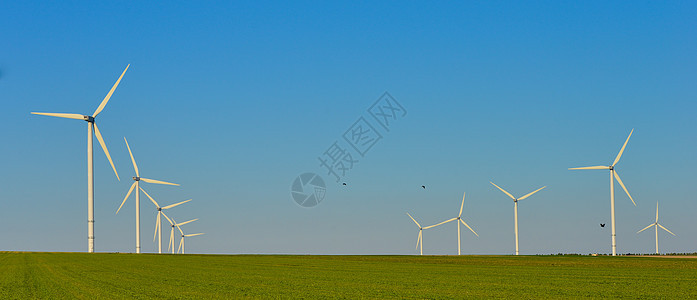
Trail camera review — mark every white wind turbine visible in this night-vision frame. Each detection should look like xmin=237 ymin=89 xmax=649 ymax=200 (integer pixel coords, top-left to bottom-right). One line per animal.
xmin=116 ymin=137 xmax=179 ymax=253
xmin=429 ymin=192 xmax=478 ymax=255
xmin=490 ymin=182 xmax=545 ymax=255
xmin=31 ymin=65 xmax=128 ymax=253
xmin=569 ymin=129 xmax=636 ymax=256
xmin=406 ymin=213 xmax=437 ymax=255
xmin=139 ymin=188 xmax=191 ymax=254
xmin=161 ymin=213 xmax=197 ymax=254
xmin=637 ymin=202 xmax=676 ymax=254
xmin=178 ymin=230 xmax=204 ymax=254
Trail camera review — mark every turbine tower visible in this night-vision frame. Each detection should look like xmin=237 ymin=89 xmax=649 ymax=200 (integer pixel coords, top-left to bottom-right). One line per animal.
xmin=140 ymin=188 xmax=190 ymax=254
xmin=490 ymin=182 xmax=545 ymax=255
xmin=569 ymin=129 xmax=636 ymax=256
xmin=430 ymin=192 xmax=478 ymax=255
xmin=116 ymin=137 xmax=179 ymax=253
xmin=31 ymin=64 xmax=128 ymax=252
xmin=637 ymin=202 xmax=675 ymax=254
xmin=406 ymin=213 xmax=437 ymax=255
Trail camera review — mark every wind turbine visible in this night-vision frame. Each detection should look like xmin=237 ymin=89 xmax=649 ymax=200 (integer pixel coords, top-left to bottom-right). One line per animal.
xmin=637 ymin=202 xmax=675 ymax=254
xmin=116 ymin=137 xmax=179 ymax=253
xmin=406 ymin=213 xmax=437 ymax=255
xmin=569 ymin=129 xmax=636 ymax=256
xmin=31 ymin=65 xmax=128 ymax=253
xmin=430 ymin=192 xmax=478 ymax=255
xmin=161 ymin=213 xmax=197 ymax=254
xmin=178 ymin=231 xmax=204 ymax=254
xmin=490 ymin=182 xmax=545 ymax=255
xmin=139 ymin=188 xmax=190 ymax=254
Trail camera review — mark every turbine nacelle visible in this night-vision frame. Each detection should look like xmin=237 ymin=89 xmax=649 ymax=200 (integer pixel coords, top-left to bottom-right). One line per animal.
xmin=133 ymin=176 xmax=141 ymax=181
xmin=84 ymin=115 xmax=95 ymax=122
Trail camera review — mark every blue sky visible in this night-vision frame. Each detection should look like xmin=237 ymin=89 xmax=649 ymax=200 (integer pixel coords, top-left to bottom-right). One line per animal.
xmin=1 ymin=1 xmax=695 ymax=255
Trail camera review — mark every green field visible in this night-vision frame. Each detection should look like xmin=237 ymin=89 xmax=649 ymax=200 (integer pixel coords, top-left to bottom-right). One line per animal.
xmin=1 ymin=252 xmax=695 ymax=299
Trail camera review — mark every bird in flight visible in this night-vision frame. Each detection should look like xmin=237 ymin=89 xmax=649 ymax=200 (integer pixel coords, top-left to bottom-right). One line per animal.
xmin=600 ymin=223 xmax=605 ymax=228
xmin=342 ymin=182 xmax=347 ymax=186
xmin=421 ymin=185 xmax=426 ymax=189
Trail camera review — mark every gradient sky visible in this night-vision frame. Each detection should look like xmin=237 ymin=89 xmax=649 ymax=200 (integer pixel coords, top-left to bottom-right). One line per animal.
xmin=1 ymin=1 xmax=695 ymax=255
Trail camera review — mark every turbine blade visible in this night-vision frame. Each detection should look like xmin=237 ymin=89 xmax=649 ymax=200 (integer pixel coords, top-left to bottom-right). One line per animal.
xmin=655 ymin=202 xmax=659 ymax=223
xmin=612 ymin=129 xmax=634 ymax=166
xmin=427 ymin=218 xmax=457 ymax=229
xmin=657 ymin=224 xmax=676 ymax=236
xmin=637 ymin=224 xmax=654 ymax=234
xmin=116 ymin=182 xmax=136 ymax=214
xmin=460 ymin=219 xmax=479 ymax=237
xmin=176 ymin=224 xmax=184 ymax=236
xmin=93 ymin=123 xmax=119 ymax=181
xmin=153 ymin=213 xmax=160 ymax=242
xmin=490 ymin=182 xmax=515 ymax=200
xmin=406 ymin=212 xmax=421 ymax=228
xmin=459 ymin=192 xmax=466 ymax=217
xmin=140 ymin=178 xmax=180 ymax=186
xmin=518 ymin=186 xmax=546 ymax=201
xmin=139 ymin=187 xmax=160 ymax=208
xmin=161 ymin=211 xmax=174 ymax=225
xmin=93 ymin=64 xmax=129 ymax=117
xmin=185 ymin=233 xmax=204 ymax=237
xmin=124 ymin=137 xmax=139 ymax=177
xmin=30 ymin=112 xmax=85 ymax=120
xmin=416 ymin=231 xmax=421 ymax=250
xmin=168 ymin=228 xmax=173 ymax=251
xmin=613 ymin=170 xmax=635 ymax=206
xmin=176 ymin=219 xmax=198 ymax=227
xmin=162 ymin=199 xmax=192 ymax=210
xmin=568 ymin=166 xmax=611 ymax=170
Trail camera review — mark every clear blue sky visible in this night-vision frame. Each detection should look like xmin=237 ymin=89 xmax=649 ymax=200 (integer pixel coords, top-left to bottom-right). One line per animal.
xmin=1 ymin=1 xmax=695 ymax=255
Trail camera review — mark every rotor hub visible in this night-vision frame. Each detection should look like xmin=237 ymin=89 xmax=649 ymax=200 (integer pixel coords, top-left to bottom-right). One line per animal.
xmin=133 ymin=176 xmax=140 ymax=181
xmin=84 ymin=116 xmax=94 ymax=122
xmin=609 ymin=166 xmax=614 ymax=170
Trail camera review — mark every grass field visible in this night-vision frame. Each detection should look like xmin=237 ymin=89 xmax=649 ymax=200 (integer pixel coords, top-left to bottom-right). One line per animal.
xmin=1 ymin=252 xmax=696 ymax=299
